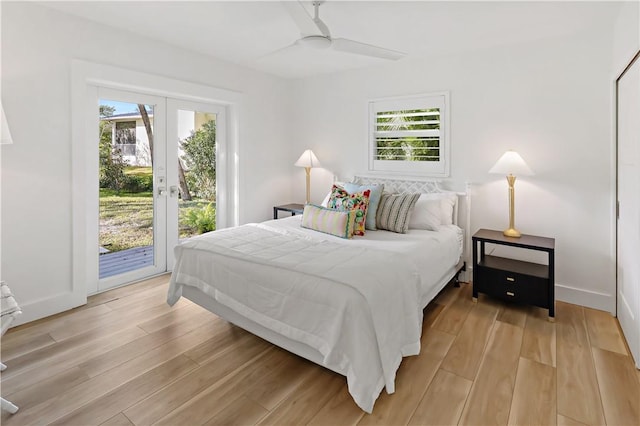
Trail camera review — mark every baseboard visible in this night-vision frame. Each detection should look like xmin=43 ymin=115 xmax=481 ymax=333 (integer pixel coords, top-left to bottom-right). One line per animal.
xmin=555 ymin=283 xmax=614 ymax=314
xmin=10 ymin=291 xmax=86 ymax=327
xmin=465 ymin=265 xmax=614 ymax=314
xmin=10 ymin=279 xmax=613 ymax=326
xmin=459 ymin=266 xmax=471 ymax=284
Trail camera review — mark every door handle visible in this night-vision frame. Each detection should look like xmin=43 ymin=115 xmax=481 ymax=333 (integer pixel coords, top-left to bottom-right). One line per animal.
xmin=158 ymin=187 xmax=167 ymax=196
xmin=170 ymin=186 xmax=178 ymax=197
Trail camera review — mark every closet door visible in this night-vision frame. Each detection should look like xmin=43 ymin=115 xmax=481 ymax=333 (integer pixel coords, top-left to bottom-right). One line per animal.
xmin=617 ymin=51 xmax=640 ymax=369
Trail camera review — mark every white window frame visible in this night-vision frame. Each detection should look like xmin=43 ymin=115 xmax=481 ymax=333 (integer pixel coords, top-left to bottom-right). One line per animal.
xmin=368 ymin=92 xmax=450 ymax=177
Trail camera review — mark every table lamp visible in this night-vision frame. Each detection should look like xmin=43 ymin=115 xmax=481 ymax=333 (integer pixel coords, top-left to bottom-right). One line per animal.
xmin=295 ymin=149 xmax=321 ymax=204
xmin=489 ymin=150 xmax=534 ymax=238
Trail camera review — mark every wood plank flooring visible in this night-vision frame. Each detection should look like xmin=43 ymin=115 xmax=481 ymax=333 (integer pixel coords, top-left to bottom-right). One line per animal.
xmin=2 ymin=276 xmax=639 ymax=426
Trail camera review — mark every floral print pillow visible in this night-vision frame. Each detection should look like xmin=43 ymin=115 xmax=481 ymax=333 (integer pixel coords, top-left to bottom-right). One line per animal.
xmin=327 ymin=185 xmax=371 ymax=236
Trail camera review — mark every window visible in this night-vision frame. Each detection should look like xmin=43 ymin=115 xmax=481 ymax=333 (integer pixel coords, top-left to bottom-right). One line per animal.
xmin=114 ymin=121 xmax=136 ymax=156
xmin=369 ymin=92 xmax=450 ymax=176
xmin=115 ymin=121 xmax=136 ymax=145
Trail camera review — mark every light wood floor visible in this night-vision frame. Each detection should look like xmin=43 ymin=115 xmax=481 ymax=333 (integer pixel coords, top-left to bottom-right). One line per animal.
xmin=1 ymin=275 xmax=639 ymax=426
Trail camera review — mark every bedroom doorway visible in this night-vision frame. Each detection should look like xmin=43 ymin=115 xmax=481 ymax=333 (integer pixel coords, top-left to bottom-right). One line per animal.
xmin=95 ymin=89 xmax=226 ymax=291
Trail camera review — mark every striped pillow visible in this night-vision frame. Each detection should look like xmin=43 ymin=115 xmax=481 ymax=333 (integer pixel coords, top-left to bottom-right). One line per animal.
xmin=376 ymin=193 xmax=421 ymax=234
xmin=301 ymin=204 xmax=356 ymax=239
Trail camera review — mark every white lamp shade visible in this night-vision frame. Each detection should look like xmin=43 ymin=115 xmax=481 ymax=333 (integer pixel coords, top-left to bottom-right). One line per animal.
xmin=1 ymin=102 xmax=13 ymax=145
xmin=489 ymin=150 xmax=534 ymax=176
xmin=295 ymin=149 xmax=321 ymax=168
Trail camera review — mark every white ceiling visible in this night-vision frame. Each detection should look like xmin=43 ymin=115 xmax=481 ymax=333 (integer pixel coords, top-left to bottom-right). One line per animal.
xmin=40 ymin=1 xmax=622 ymax=79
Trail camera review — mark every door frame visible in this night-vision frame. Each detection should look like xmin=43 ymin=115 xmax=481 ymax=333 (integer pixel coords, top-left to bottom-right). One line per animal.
xmin=72 ymin=59 xmax=241 ymax=297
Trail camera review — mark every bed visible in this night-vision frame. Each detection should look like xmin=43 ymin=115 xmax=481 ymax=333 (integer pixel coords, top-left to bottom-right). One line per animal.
xmin=167 ymin=176 xmax=470 ymax=413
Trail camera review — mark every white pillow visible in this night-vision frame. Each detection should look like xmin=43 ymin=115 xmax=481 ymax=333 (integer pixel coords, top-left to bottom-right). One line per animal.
xmin=321 ymin=191 xmax=331 ymax=207
xmin=409 ymin=193 xmax=457 ymax=230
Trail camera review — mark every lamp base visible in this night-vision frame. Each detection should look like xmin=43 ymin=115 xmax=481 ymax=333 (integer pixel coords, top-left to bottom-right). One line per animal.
xmin=503 ymin=228 xmax=521 ymax=238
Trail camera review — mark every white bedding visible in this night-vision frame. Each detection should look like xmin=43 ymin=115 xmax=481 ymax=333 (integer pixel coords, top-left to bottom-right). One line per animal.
xmin=167 ymin=216 xmax=462 ymax=413
xmin=268 ymin=216 xmax=464 ymax=307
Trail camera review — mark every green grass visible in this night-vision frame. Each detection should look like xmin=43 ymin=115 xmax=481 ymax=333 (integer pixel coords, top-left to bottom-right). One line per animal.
xmin=100 ymin=166 xmax=215 ymax=252
xmin=100 ymin=195 xmax=154 ymax=252
xmin=99 ymin=184 xmax=213 ymax=252
xmin=99 ymin=188 xmax=153 ymax=198
xmin=125 ymin=166 xmax=152 ymax=177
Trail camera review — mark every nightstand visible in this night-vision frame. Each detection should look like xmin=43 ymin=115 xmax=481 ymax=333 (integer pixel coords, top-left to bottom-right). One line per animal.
xmin=273 ymin=203 xmax=305 ymax=220
xmin=472 ymin=229 xmax=555 ymax=320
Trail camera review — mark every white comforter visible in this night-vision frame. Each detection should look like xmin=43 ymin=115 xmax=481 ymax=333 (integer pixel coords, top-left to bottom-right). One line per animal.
xmin=167 ymin=219 xmax=462 ymax=412
xmin=269 ymin=216 xmax=464 ymax=308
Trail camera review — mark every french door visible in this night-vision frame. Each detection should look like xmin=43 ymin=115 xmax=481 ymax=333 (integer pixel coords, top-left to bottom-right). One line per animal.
xmin=166 ymin=99 xmax=226 ymax=271
xmin=97 ymin=88 xmax=167 ymax=290
xmin=96 ymin=88 xmax=225 ymax=292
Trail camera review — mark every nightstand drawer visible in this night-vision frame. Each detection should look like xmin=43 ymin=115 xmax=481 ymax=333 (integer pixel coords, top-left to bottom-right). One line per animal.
xmin=476 ymin=267 xmax=549 ymax=308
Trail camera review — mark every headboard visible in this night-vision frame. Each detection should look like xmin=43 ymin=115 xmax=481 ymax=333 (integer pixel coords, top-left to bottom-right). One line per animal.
xmin=352 ymin=175 xmax=469 ymax=226
xmin=352 ymin=175 xmax=472 ymax=281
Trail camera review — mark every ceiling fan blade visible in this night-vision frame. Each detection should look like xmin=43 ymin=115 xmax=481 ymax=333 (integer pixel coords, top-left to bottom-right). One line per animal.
xmin=281 ymin=1 xmax=323 ymax=36
xmin=258 ymin=41 xmax=300 ymax=59
xmin=331 ymin=38 xmax=406 ymax=60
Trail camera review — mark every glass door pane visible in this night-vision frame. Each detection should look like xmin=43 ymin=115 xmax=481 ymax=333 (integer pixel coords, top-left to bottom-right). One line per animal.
xmin=177 ymin=109 xmax=217 ymax=239
xmin=98 ymin=100 xmax=155 ymax=279
xmin=166 ymin=99 xmax=225 ymax=271
xmin=97 ymin=90 xmax=167 ymax=289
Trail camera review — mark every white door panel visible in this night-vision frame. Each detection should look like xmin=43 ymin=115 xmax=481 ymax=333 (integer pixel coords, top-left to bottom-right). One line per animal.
xmin=617 ymin=52 xmax=640 ymax=369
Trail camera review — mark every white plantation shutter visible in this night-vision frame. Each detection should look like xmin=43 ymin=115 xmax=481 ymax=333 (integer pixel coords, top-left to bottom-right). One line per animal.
xmin=369 ymin=93 xmax=450 ymax=176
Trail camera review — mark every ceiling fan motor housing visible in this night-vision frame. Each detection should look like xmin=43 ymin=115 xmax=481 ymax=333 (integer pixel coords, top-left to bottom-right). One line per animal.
xmin=298 ymin=35 xmax=332 ymax=49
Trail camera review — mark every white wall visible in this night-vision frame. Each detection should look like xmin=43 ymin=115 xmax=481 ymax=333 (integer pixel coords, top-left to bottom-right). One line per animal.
xmin=0 ymin=2 xmax=292 ymax=324
xmin=612 ymin=1 xmax=640 ymax=76
xmin=289 ymin=25 xmax=617 ymax=312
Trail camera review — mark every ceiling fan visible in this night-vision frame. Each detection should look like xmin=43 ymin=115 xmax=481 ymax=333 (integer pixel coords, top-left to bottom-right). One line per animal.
xmin=277 ymin=1 xmax=406 ymax=60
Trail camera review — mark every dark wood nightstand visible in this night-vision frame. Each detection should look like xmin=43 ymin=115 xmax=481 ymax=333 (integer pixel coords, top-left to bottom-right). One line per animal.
xmin=472 ymin=229 xmax=555 ymax=320
xmin=273 ymin=203 xmax=305 ymax=220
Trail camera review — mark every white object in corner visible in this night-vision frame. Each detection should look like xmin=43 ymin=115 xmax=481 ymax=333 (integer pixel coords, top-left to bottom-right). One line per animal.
xmin=1 ymin=282 xmax=21 ymax=413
